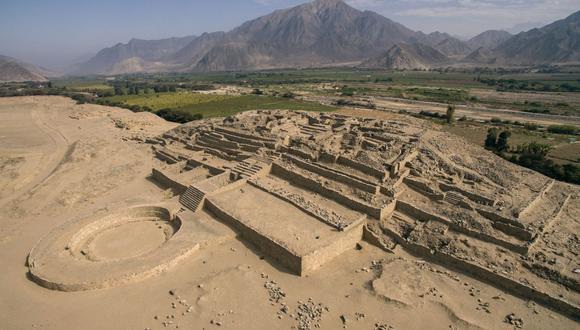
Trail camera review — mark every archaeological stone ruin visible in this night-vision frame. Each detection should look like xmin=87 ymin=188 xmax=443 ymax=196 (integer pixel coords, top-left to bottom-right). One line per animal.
xmin=28 ymin=110 xmax=579 ymax=320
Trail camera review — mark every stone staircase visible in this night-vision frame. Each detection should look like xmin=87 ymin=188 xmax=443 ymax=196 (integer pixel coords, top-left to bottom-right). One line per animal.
xmin=299 ymin=123 xmax=328 ymax=135
xmin=444 ymin=191 xmax=465 ymax=205
xmin=179 ymin=186 xmax=206 ymax=212
xmin=253 ymin=151 xmax=280 ymax=164
xmin=231 ymin=159 xmax=269 ymax=179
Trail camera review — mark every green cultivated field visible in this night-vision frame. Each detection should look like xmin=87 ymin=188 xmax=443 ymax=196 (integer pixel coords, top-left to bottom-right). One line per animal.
xmin=104 ymin=92 xmax=335 ymax=118
xmin=174 ymin=95 xmax=335 ymax=117
xmin=445 ymin=123 xmax=579 ymax=165
xmin=106 ymin=92 xmax=233 ymax=110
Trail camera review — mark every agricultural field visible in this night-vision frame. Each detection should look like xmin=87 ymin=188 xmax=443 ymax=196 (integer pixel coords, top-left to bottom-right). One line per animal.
xmin=174 ymin=95 xmax=335 ymax=118
xmin=105 ymin=92 xmax=233 ymax=111
xmin=444 ymin=122 xmax=580 ymax=166
xmin=103 ymin=92 xmax=335 ymax=118
xmin=52 ymin=77 xmax=113 ymax=92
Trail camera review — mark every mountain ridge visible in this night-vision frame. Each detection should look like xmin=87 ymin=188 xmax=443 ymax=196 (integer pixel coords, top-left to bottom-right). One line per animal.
xmin=0 ymin=55 xmax=48 ymax=82
xmin=74 ymin=1 xmax=580 ymax=74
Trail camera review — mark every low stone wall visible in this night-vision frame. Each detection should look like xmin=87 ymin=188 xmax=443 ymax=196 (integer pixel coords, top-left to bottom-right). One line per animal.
xmin=199 ymin=134 xmax=240 ymax=150
xmin=151 ymin=168 xmax=188 ymax=195
xmin=195 ymin=171 xmax=238 ymax=195
xmin=271 ymin=163 xmax=391 ymax=219
xmin=475 ymin=207 xmax=525 ymax=229
xmin=196 ymin=139 xmax=243 ymax=156
xmin=301 ymin=223 xmax=364 ymax=275
xmin=214 ymin=126 xmax=276 ymax=143
xmin=218 ymin=130 xmax=266 ymax=147
xmin=390 ymin=149 xmax=418 ymax=176
xmin=404 ymin=177 xmax=444 ymax=200
xmin=283 ymin=154 xmax=378 ymax=194
xmin=439 ymin=182 xmax=496 ymax=206
xmin=204 ymin=198 xmax=302 ymax=274
xmin=517 ymin=179 xmax=555 ymax=218
xmin=279 ymin=146 xmax=317 ymax=161
xmin=186 ymin=159 xmax=224 ymax=176
xmin=154 ymin=148 xmax=180 ymax=164
xmin=396 ymin=200 xmax=527 ymax=254
xmin=248 ymin=179 xmax=365 ymax=231
xmin=337 ymin=156 xmax=387 ymax=181
xmin=380 ymin=224 xmax=580 ymax=321
xmin=319 ymin=152 xmax=338 ymax=163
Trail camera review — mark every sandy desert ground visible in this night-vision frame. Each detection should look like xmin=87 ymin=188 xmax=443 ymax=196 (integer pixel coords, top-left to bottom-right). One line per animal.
xmin=0 ymin=96 xmax=578 ymax=330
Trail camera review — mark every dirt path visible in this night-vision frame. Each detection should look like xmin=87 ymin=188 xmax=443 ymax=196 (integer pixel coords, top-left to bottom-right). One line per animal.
xmin=303 ymin=94 xmax=580 ymax=126
xmin=0 ymin=102 xmax=69 ymax=208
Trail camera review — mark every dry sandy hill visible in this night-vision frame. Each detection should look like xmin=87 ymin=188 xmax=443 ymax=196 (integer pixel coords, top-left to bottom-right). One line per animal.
xmin=0 ymin=55 xmax=47 ymax=82
xmin=0 ymin=96 xmax=578 ymax=330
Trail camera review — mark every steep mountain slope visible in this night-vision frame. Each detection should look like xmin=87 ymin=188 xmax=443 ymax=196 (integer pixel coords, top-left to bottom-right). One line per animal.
xmin=188 ymin=0 xmax=417 ymax=71
xmin=463 ymin=47 xmax=498 ymax=64
xmin=433 ymin=38 xmax=473 ymax=57
xmin=73 ymin=0 xmax=580 ymax=74
xmin=75 ymin=35 xmax=196 ymax=75
xmin=0 ymin=55 xmax=47 ymax=82
xmin=361 ymin=43 xmax=449 ymax=69
xmin=495 ymin=10 xmax=580 ymax=64
xmin=168 ymin=32 xmax=227 ymax=68
xmin=467 ymin=30 xmax=512 ymax=50
xmin=412 ymin=31 xmax=455 ymax=46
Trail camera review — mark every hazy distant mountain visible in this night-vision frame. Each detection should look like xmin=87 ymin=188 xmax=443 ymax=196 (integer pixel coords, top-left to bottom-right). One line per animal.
xmin=467 ymin=30 xmax=512 ymax=50
xmin=75 ymin=35 xmax=196 ymax=75
xmin=361 ymin=43 xmax=449 ymax=69
xmin=0 ymin=55 xmax=48 ymax=82
xmin=463 ymin=47 xmax=498 ymax=65
xmin=507 ymin=22 xmax=546 ymax=34
xmin=75 ymin=0 xmax=580 ymax=74
xmin=189 ymin=0 xmax=417 ymax=71
xmin=412 ymin=32 xmax=472 ymax=57
xmin=167 ymin=32 xmax=226 ymax=68
xmin=77 ymin=0 xmax=419 ymax=74
xmin=496 ymin=11 xmax=580 ymax=64
xmin=433 ymin=38 xmax=473 ymax=57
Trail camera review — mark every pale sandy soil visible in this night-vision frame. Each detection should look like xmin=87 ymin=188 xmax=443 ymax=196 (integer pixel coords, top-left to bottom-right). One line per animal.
xmin=303 ymin=94 xmax=580 ymax=126
xmin=0 ymin=96 xmax=578 ymax=329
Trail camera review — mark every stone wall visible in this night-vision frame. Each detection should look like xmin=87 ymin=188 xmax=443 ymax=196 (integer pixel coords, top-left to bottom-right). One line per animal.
xmin=390 ymin=149 xmax=418 ymax=176
xmin=516 ymin=179 xmax=555 ymax=218
xmin=439 ymin=182 xmax=496 ymax=206
xmin=283 ymin=154 xmax=379 ymax=194
xmin=379 ymin=224 xmax=580 ymax=321
xmin=337 ymin=156 xmax=387 ymax=181
xmin=301 ymin=223 xmax=364 ymax=275
xmin=214 ymin=126 xmax=276 ymax=143
xmin=271 ymin=163 xmax=391 ymax=219
xmin=396 ymin=200 xmax=527 ymax=254
xmin=404 ymin=177 xmax=445 ymax=200
xmin=279 ymin=146 xmax=317 ymax=161
xmin=204 ymin=198 xmax=302 ymax=274
xmin=154 ymin=148 xmax=180 ymax=164
xmin=248 ymin=179 xmax=365 ymax=231
xmin=151 ymin=168 xmax=188 ymax=195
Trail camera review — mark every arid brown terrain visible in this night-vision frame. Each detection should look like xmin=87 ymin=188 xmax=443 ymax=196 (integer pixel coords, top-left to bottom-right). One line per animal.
xmin=0 ymin=96 xmax=578 ymax=329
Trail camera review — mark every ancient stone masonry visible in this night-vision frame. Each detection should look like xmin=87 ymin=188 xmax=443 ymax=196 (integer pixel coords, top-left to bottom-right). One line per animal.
xmin=29 ymin=109 xmax=579 ymax=321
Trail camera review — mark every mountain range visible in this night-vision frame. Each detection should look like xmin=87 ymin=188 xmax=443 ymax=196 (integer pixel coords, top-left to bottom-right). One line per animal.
xmin=0 ymin=55 xmax=49 ymax=82
xmin=5 ymin=0 xmax=580 ymax=77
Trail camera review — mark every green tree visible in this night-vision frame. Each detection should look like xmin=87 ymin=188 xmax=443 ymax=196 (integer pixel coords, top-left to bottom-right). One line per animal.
xmin=446 ymin=104 xmax=456 ymax=124
xmin=497 ymin=130 xmax=511 ymax=152
xmin=485 ymin=128 xmax=498 ymax=149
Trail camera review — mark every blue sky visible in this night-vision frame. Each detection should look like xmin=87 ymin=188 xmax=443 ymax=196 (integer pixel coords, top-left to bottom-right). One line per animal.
xmin=0 ymin=0 xmax=578 ymax=68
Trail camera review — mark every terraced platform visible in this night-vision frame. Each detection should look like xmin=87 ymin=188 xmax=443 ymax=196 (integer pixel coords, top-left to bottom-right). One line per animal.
xmin=27 ymin=109 xmax=579 ymax=321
